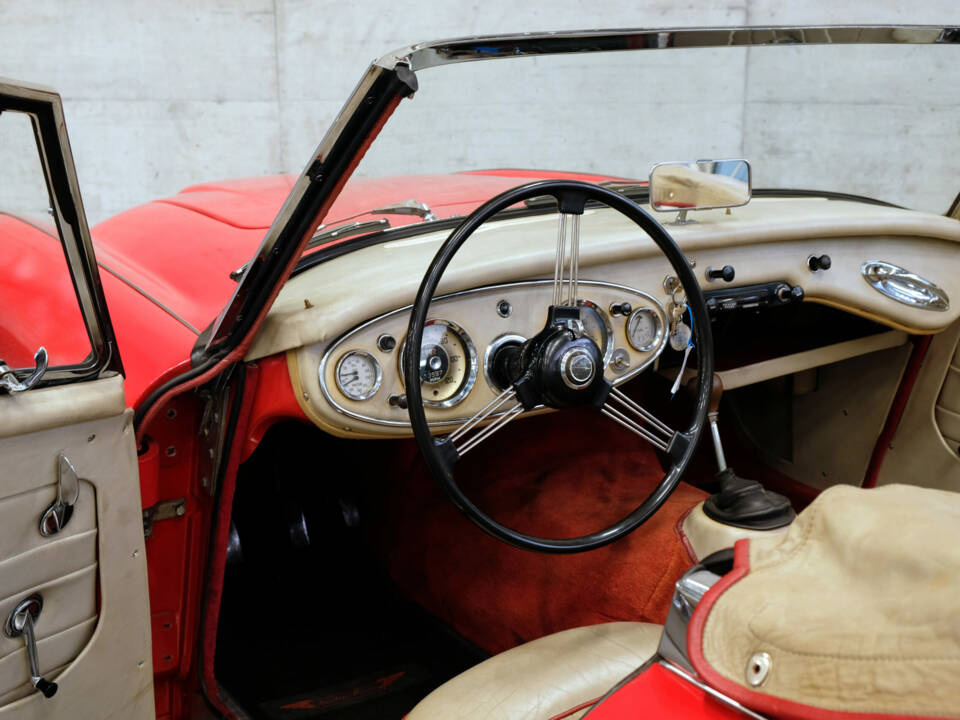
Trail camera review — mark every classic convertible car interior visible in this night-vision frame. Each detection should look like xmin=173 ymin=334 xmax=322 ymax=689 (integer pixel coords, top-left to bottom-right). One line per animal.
xmin=2 ymin=24 xmax=959 ymax=720
xmin=208 ymin=172 xmax=960 ymax=718
xmin=203 ymin=30 xmax=960 ymax=720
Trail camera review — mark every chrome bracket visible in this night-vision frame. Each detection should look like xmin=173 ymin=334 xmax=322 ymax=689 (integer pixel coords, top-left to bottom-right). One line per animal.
xmin=0 ymin=347 xmax=48 ymax=393
xmin=39 ymin=453 xmax=82 ymax=537
xmin=4 ymin=595 xmax=58 ymax=698
xmin=142 ymin=498 xmax=186 ymax=539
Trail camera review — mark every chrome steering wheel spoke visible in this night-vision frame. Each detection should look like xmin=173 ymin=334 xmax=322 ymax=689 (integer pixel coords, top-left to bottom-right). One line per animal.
xmin=444 ymin=386 xmax=525 ymax=457
xmin=601 ymin=386 xmax=677 ymax=452
xmin=552 ymin=212 xmax=582 ymax=308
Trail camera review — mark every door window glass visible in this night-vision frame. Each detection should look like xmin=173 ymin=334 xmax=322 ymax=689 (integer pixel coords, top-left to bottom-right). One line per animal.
xmin=0 ymin=110 xmax=93 ymax=369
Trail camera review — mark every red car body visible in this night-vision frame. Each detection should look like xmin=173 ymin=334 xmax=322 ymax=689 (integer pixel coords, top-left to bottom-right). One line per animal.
xmin=3 ymin=25 xmax=958 ymax=720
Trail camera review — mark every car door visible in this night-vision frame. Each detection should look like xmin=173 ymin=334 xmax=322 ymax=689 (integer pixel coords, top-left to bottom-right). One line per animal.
xmin=0 ymin=80 xmax=154 ymax=718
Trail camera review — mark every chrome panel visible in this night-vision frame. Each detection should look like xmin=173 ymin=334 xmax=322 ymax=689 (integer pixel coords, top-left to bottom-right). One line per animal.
xmin=861 ymin=261 xmax=949 ymax=311
xmin=316 ymin=279 xmax=668 ymax=430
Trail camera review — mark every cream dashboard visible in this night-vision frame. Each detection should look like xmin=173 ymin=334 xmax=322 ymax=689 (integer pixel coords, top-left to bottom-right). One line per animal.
xmin=244 ymin=196 xmax=960 ymax=439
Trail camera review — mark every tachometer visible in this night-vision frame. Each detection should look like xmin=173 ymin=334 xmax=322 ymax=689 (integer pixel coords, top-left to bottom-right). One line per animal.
xmin=578 ymin=300 xmax=613 ymax=366
xmin=334 ymin=350 xmax=382 ymax=401
xmin=401 ymin=319 xmax=478 ymax=408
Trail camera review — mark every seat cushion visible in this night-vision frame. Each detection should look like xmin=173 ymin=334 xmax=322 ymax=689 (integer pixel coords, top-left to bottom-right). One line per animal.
xmin=407 ymin=622 xmax=661 ymax=720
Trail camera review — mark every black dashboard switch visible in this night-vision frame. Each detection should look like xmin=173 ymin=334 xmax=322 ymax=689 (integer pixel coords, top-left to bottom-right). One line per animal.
xmin=808 ymin=254 xmax=832 ymax=271
xmin=706 ymin=265 xmax=736 ymax=282
xmin=609 ymin=302 xmax=633 ymax=317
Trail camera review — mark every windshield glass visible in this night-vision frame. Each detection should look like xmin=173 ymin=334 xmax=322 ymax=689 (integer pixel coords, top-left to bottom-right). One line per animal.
xmin=354 ymin=40 xmax=958 ymax=214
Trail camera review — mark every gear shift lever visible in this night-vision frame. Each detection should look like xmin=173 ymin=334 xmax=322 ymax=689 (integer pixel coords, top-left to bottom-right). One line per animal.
xmin=699 ymin=376 xmax=795 ymax=530
xmin=707 ymin=376 xmax=727 ymax=472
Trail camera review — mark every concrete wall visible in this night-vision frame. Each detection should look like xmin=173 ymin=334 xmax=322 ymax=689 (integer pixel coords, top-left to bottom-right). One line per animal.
xmin=0 ymin=1 xmax=957 ymax=223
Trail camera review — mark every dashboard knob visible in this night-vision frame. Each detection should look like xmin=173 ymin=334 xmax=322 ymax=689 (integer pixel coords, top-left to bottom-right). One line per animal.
xmin=609 ymin=302 xmax=633 ymax=317
xmin=706 ymin=265 xmax=735 ymax=282
xmin=790 ymin=286 xmax=805 ymax=302
xmin=808 ymin=254 xmax=832 ymax=271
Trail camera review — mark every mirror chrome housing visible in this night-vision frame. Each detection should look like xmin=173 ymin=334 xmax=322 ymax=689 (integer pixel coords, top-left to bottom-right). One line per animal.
xmin=649 ymin=160 xmax=751 ymax=222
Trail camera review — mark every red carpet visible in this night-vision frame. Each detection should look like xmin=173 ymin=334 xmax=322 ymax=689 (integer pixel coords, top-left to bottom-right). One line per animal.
xmin=368 ymin=408 xmax=707 ymax=655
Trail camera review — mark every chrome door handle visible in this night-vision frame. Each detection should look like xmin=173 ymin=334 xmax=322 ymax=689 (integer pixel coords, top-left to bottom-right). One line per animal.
xmin=4 ymin=595 xmax=58 ymax=698
xmin=0 ymin=346 xmax=48 ymax=393
xmin=39 ymin=454 xmax=81 ymax=537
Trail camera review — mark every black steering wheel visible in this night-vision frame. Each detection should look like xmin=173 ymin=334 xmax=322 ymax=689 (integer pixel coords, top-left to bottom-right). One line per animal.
xmin=404 ymin=180 xmax=713 ymax=553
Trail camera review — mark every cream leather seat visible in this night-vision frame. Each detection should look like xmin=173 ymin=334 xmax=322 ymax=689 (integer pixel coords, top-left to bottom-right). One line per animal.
xmin=407 ymin=622 xmax=662 ymax=719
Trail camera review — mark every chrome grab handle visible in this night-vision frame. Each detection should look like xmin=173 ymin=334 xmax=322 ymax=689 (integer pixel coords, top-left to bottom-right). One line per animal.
xmin=39 ymin=454 xmax=81 ymax=537
xmin=4 ymin=595 xmax=58 ymax=698
xmin=0 ymin=347 xmax=48 ymax=393
xmin=861 ymin=261 xmax=949 ymax=311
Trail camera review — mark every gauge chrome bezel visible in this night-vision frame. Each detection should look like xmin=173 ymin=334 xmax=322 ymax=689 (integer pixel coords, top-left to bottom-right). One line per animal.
xmin=625 ymin=307 xmax=664 ymax=352
xmin=397 ymin=318 xmax=479 ymax=408
xmin=483 ymin=333 xmax=527 ymax=392
xmin=332 ymin=349 xmax=382 ymax=401
xmin=578 ymin=299 xmax=615 ymax=368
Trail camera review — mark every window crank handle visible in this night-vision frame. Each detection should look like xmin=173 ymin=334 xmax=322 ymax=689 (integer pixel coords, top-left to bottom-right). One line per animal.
xmin=5 ymin=596 xmax=58 ymax=698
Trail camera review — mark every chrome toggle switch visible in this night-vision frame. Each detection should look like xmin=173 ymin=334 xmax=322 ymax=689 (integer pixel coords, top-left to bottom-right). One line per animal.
xmin=39 ymin=453 xmax=81 ymax=537
xmin=4 ymin=595 xmax=58 ymax=698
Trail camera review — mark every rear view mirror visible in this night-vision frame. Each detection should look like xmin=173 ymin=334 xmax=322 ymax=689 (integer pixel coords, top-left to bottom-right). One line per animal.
xmin=649 ymin=159 xmax=751 ymax=222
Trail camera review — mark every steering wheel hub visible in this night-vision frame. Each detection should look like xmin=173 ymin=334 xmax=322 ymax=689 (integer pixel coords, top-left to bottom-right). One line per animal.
xmin=561 ymin=347 xmax=595 ymax=388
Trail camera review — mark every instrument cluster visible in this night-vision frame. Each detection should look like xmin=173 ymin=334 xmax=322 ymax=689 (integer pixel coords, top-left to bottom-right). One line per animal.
xmin=317 ymin=280 xmax=669 ymax=431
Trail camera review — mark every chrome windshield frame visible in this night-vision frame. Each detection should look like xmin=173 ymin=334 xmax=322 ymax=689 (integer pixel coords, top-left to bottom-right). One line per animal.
xmin=203 ymin=24 xmax=960 ymax=358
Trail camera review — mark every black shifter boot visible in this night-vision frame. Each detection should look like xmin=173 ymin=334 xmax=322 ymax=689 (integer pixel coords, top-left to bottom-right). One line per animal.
xmin=703 ymin=468 xmax=796 ymax=530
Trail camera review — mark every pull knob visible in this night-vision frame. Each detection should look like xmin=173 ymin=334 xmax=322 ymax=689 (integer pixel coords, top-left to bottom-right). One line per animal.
xmin=5 ymin=596 xmax=58 ymax=698
xmin=705 ymin=265 xmax=735 ymax=282
xmin=807 ymin=254 xmax=832 ymax=272
xmin=609 ymin=302 xmax=633 ymax=317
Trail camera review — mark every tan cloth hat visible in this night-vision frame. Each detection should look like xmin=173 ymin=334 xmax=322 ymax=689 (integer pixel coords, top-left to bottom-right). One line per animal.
xmin=687 ymin=484 xmax=960 ymax=719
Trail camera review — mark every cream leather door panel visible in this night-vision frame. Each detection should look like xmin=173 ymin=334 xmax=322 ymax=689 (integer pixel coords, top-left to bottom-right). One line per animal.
xmin=0 ymin=80 xmax=154 ymax=718
xmin=0 ymin=376 xmax=153 ymax=718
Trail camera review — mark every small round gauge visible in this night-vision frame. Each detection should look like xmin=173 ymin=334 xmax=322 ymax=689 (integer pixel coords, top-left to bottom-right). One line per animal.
xmin=400 ymin=319 xmax=478 ymax=408
xmin=626 ymin=308 xmax=663 ymax=352
xmin=578 ymin=300 xmax=614 ymax=366
xmin=334 ymin=350 xmax=382 ymax=401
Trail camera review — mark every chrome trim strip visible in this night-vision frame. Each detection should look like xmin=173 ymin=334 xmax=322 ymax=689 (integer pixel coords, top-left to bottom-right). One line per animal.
xmin=96 ymin=261 xmax=202 ymax=335
xmin=376 ymin=26 xmax=959 ymax=71
xmin=659 ymin=661 xmax=769 ymax=719
xmin=316 ymin=279 xmax=668 ymax=430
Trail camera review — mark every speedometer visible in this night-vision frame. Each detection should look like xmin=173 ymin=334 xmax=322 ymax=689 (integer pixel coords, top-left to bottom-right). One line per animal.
xmin=400 ymin=319 xmax=478 ymax=408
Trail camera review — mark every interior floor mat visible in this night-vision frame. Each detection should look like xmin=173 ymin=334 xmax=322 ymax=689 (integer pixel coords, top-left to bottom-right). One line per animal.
xmin=214 ymin=422 xmax=488 ymax=720
xmin=257 ymin=663 xmax=431 ymax=719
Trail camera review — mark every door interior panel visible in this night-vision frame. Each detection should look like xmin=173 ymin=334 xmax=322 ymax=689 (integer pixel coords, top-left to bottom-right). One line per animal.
xmin=0 ymin=376 xmax=153 ymax=719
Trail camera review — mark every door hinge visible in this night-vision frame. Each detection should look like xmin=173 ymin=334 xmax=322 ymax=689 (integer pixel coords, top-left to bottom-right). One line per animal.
xmin=142 ymin=498 xmax=186 ymax=539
